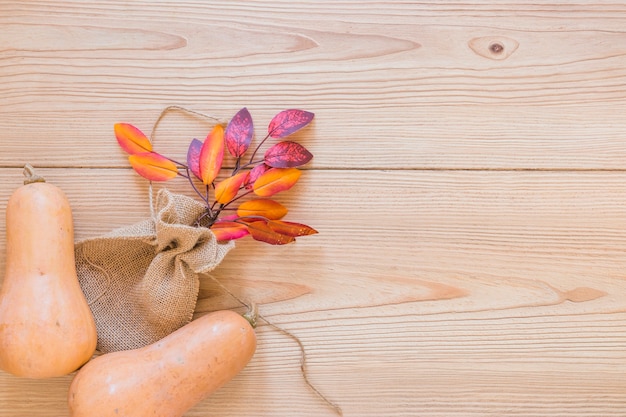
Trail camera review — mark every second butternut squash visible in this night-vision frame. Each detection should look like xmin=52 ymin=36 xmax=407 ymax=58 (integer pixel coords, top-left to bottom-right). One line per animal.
xmin=68 ymin=310 xmax=257 ymax=417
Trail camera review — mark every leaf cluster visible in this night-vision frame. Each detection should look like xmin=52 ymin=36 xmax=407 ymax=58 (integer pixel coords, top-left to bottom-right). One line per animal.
xmin=115 ymin=108 xmax=317 ymax=245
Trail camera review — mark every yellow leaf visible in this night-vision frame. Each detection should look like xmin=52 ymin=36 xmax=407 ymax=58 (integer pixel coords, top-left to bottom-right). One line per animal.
xmin=199 ymin=125 xmax=225 ymax=185
xmin=253 ymin=168 xmax=301 ymax=197
xmin=128 ymin=152 xmax=178 ymax=182
xmin=237 ymin=199 xmax=287 ymax=220
xmin=214 ymin=172 xmax=247 ymax=204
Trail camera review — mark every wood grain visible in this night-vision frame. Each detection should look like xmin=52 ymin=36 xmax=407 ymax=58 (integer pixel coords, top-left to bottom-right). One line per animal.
xmin=2 ymin=1 xmax=626 ymax=416
xmin=3 ymin=2 xmax=626 ymax=169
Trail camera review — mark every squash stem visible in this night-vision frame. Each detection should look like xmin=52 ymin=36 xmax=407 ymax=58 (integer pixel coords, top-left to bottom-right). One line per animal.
xmin=23 ymin=164 xmax=46 ymax=185
xmin=242 ymin=303 xmax=258 ymax=329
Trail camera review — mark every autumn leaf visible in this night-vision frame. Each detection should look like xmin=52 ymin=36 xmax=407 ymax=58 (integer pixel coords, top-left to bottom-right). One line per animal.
xmin=244 ymin=163 xmax=271 ymax=190
xmin=237 ymin=199 xmax=287 ymax=220
xmin=264 ymin=141 xmax=313 ymax=168
xmin=186 ymin=138 xmax=203 ymax=179
xmin=267 ymin=109 xmax=314 ymax=139
xmin=268 ymin=220 xmax=318 ymax=237
xmin=211 ymin=221 xmax=250 ymax=241
xmin=199 ymin=125 xmax=225 ymax=185
xmin=114 ymin=107 xmax=317 ymax=244
xmin=245 ymin=221 xmax=295 ymax=245
xmin=128 ymin=152 xmax=178 ymax=182
xmin=115 ymin=123 xmax=152 ymax=154
xmin=225 ymin=107 xmax=254 ymax=158
xmin=214 ymin=171 xmax=247 ymax=204
xmin=253 ymin=167 xmax=301 ymax=197
xmin=218 ymin=214 xmax=240 ymax=222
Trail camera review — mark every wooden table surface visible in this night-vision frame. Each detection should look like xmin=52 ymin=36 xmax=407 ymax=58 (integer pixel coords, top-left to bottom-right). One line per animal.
xmin=2 ymin=1 xmax=626 ymax=416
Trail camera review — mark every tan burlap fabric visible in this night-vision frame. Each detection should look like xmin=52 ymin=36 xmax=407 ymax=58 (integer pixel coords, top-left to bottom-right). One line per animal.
xmin=75 ymin=188 xmax=234 ymax=353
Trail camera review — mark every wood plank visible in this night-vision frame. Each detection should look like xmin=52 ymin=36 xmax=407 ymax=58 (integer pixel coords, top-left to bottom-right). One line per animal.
xmin=3 ymin=2 xmax=626 ymax=169
xmin=1 ymin=168 xmax=626 ymax=415
xmin=3 ymin=2 xmax=626 ymax=417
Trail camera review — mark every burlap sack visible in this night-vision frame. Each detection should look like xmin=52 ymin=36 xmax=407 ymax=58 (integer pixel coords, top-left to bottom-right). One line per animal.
xmin=75 ymin=188 xmax=234 ymax=353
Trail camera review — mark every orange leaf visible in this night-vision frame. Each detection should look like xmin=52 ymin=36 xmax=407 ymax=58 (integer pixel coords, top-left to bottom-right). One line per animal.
xmin=199 ymin=124 xmax=225 ymax=185
xmin=268 ymin=220 xmax=318 ymax=237
xmin=128 ymin=152 xmax=178 ymax=182
xmin=244 ymin=163 xmax=271 ymax=190
xmin=253 ymin=167 xmax=301 ymax=197
xmin=211 ymin=221 xmax=250 ymax=241
xmin=114 ymin=123 xmax=152 ymax=154
xmin=214 ymin=172 xmax=247 ymax=204
xmin=237 ymin=199 xmax=287 ymax=220
xmin=246 ymin=221 xmax=295 ymax=245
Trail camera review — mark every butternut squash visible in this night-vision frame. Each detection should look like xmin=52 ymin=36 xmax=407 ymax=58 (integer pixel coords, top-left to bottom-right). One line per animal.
xmin=0 ymin=166 xmax=97 ymax=378
xmin=68 ymin=310 xmax=257 ymax=417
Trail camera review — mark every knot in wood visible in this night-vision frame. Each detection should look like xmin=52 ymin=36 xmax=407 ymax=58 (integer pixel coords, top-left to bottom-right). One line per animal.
xmin=468 ymin=36 xmax=519 ymax=61
xmin=489 ymin=42 xmax=504 ymax=54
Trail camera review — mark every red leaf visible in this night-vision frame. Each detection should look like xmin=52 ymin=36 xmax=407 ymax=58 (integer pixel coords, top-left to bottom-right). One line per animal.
xmin=268 ymin=220 xmax=318 ymax=237
xmin=264 ymin=141 xmax=313 ymax=168
xmin=244 ymin=163 xmax=271 ymax=190
xmin=114 ymin=123 xmax=152 ymax=154
xmin=225 ymin=107 xmax=254 ymax=158
xmin=214 ymin=172 xmax=247 ymax=204
xmin=128 ymin=152 xmax=178 ymax=182
xmin=246 ymin=221 xmax=295 ymax=245
xmin=253 ymin=168 xmax=301 ymax=197
xmin=237 ymin=199 xmax=287 ymax=220
xmin=186 ymin=138 xmax=203 ymax=179
xmin=267 ymin=109 xmax=314 ymax=139
xmin=211 ymin=221 xmax=250 ymax=241
xmin=199 ymin=125 xmax=225 ymax=185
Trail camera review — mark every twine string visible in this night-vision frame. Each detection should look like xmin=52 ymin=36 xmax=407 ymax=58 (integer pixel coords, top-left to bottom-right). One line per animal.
xmin=147 ymin=106 xmax=342 ymax=416
xmin=146 ymin=105 xmax=225 ymax=218
xmin=205 ymin=273 xmax=343 ymax=417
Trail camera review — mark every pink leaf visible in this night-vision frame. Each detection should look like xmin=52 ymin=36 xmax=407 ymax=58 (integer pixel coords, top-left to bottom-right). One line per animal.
xmin=218 ymin=214 xmax=240 ymax=222
xmin=211 ymin=221 xmax=250 ymax=241
xmin=267 ymin=109 xmax=314 ymax=138
xmin=225 ymin=107 xmax=254 ymax=158
xmin=186 ymin=138 xmax=203 ymax=179
xmin=264 ymin=141 xmax=313 ymax=168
